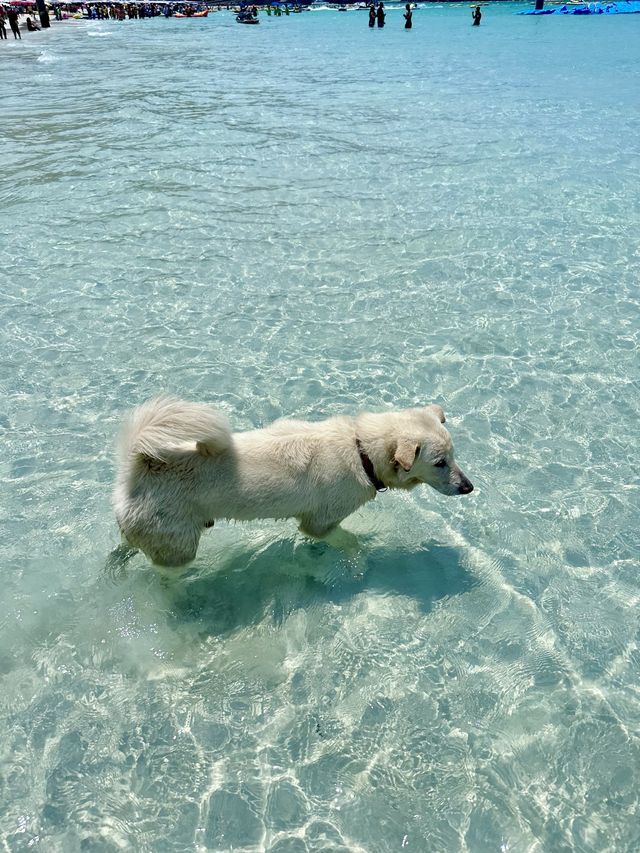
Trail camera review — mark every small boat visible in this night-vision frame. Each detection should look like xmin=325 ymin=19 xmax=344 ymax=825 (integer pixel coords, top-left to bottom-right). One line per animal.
xmin=175 ymin=9 xmax=209 ymax=17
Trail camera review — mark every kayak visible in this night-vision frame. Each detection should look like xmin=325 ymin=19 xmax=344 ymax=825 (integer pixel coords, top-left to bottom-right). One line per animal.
xmin=175 ymin=10 xmax=209 ymax=17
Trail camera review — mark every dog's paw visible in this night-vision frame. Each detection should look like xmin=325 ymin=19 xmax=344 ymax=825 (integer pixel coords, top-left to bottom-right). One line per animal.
xmin=104 ymin=543 xmax=138 ymax=581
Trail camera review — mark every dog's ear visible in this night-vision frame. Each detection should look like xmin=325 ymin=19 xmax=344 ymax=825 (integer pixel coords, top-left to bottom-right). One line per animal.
xmin=425 ymin=404 xmax=445 ymax=424
xmin=394 ymin=441 xmax=420 ymax=472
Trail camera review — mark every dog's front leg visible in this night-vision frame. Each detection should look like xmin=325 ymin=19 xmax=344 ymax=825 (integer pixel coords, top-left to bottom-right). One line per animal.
xmin=298 ymin=516 xmax=360 ymax=553
xmin=298 ymin=519 xmax=365 ymax=577
xmin=104 ymin=541 xmax=138 ymax=579
xmin=297 ymin=515 xmax=341 ymax=539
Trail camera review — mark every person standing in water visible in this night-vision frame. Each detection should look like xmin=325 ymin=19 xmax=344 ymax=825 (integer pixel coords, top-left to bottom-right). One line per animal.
xmin=403 ymin=2 xmax=412 ymax=28
xmin=7 ymin=8 xmax=21 ymax=38
xmin=472 ymin=5 xmax=481 ymax=25
xmin=368 ymin=2 xmax=376 ymax=27
xmin=376 ymin=1 xmax=385 ymax=27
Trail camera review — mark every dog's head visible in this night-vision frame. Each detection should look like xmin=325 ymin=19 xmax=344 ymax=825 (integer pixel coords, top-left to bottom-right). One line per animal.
xmin=388 ymin=404 xmax=474 ymax=496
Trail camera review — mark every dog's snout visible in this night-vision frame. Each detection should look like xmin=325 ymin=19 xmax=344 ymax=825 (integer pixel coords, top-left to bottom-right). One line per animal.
xmin=458 ymin=478 xmax=474 ymax=495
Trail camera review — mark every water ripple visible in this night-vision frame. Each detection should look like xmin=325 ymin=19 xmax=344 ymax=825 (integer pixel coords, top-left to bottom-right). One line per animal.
xmin=1 ymin=7 xmax=640 ymax=853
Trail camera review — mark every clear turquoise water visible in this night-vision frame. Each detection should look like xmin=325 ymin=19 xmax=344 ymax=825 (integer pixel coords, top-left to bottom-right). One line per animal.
xmin=1 ymin=5 xmax=640 ymax=851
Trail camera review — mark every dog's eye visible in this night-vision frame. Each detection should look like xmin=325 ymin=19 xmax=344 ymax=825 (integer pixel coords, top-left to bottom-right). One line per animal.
xmin=434 ymin=459 xmax=447 ymax=468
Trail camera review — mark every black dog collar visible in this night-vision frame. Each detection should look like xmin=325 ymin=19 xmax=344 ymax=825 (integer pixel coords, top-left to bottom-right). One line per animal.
xmin=356 ymin=439 xmax=387 ymax=492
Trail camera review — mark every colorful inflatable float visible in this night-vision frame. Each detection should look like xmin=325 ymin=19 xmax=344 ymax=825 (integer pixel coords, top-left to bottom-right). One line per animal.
xmin=174 ymin=9 xmax=209 ymax=17
xmin=519 ymin=0 xmax=640 ymax=13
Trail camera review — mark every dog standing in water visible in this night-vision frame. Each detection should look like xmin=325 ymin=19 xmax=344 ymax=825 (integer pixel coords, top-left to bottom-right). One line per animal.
xmin=113 ymin=397 xmax=474 ymax=568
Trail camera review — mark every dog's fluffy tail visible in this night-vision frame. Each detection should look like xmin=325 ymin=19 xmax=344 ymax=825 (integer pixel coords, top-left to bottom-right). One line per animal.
xmin=118 ymin=396 xmax=232 ymax=465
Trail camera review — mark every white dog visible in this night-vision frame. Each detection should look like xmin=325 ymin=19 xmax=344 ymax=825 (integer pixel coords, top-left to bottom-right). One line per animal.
xmin=113 ymin=397 xmax=474 ymax=567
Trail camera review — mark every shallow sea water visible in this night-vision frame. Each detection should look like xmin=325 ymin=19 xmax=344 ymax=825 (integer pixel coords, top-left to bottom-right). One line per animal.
xmin=1 ymin=5 xmax=640 ymax=851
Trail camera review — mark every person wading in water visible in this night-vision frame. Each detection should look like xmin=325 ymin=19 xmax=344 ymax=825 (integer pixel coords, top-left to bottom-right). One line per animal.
xmin=368 ymin=2 xmax=375 ymax=26
xmin=7 ymin=8 xmax=21 ymax=38
xmin=376 ymin=1 xmax=385 ymax=27
xmin=403 ymin=2 xmax=412 ymax=28
xmin=472 ymin=5 xmax=482 ymax=25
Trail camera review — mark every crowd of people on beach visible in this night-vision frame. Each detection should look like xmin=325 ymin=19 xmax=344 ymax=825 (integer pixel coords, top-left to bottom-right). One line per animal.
xmin=1 ymin=0 xmax=484 ymax=40
xmin=0 ymin=0 xmax=299 ymax=35
xmin=0 ymin=1 xmax=221 ymax=29
xmin=69 ymin=4 xmax=211 ymax=19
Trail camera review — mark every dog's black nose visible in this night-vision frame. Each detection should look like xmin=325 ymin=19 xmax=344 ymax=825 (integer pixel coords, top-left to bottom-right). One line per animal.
xmin=459 ymin=479 xmax=474 ymax=494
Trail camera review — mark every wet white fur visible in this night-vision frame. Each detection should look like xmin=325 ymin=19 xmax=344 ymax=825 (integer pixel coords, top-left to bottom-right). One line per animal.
xmin=113 ymin=397 xmax=472 ymax=567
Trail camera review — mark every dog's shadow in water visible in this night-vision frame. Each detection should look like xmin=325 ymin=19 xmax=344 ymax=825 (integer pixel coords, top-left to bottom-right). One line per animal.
xmin=158 ymin=539 xmax=478 ymax=639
